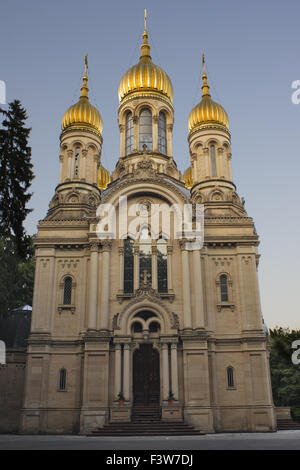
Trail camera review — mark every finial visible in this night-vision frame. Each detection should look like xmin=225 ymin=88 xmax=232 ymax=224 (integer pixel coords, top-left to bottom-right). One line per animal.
xmin=140 ymin=9 xmax=151 ymax=62
xmin=201 ymin=52 xmax=210 ymax=98
xmin=80 ymin=54 xmax=89 ymax=99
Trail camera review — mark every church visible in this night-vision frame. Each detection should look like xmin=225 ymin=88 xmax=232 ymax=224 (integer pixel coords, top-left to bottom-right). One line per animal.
xmin=20 ymin=19 xmax=276 ymax=434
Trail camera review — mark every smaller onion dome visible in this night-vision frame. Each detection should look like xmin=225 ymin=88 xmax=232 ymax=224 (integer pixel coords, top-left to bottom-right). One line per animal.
xmin=62 ymin=55 xmax=103 ymax=136
xmin=183 ymin=166 xmax=194 ymax=189
xmin=98 ymin=164 xmax=111 ymax=190
xmin=188 ymin=54 xmax=229 ymax=133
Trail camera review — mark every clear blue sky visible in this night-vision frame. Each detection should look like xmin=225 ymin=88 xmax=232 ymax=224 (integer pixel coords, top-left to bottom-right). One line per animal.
xmin=1 ymin=0 xmax=299 ymax=328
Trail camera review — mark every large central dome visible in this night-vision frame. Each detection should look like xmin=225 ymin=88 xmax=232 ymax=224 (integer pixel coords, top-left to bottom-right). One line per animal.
xmin=118 ymin=29 xmax=173 ymax=104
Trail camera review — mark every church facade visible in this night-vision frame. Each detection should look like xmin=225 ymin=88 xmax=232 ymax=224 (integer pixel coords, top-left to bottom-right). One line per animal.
xmin=20 ymin=25 xmax=276 ymax=434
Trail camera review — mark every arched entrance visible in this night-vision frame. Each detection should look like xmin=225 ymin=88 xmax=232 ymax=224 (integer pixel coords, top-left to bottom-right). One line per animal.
xmin=133 ymin=344 xmax=160 ymax=405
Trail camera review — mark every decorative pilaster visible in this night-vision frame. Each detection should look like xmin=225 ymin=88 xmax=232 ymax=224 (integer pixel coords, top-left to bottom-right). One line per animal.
xmin=133 ymin=115 xmax=139 ymax=152
xmin=118 ymin=246 xmax=124 ymax=292
xmin=99 ymin=240 xmax=111 ymax=330
xmin=170 ymin=343 xmax=179 ymax=400
xmin=67 ymin=149 xmax=73 ymax=180
xmin=80 ymin=149 xmax=87 ymax=181
xmin=88 ymin=242 xmax=99 ymax=330
xmin=114 ymin=343 xmax=122 ymax=399
xmin=123 ymin=344 xmax=131 ymax=401
xmin=192 ymin=249 xmax=205 ymax=329
xmin=180 ymin=241 xmax=192 ymax=330
xmin=167 ymin=245 xmax=174 ymax=292
xmin=167 ymin=123 xmax=173 ymax=157
xmin=161 ymin=343 xmax=170 ymax=400
xmin=119 ymin=124 xmax=125 ymax=158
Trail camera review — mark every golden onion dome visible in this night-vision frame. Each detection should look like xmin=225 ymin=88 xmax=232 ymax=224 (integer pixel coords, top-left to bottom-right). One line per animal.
xmin=183 ymin=166 xmax=194 ymax=189
xmin=118 ymin=26 xmax=173 ymax=104
xmin=98 ymin=164 xmax=111 ymax=190
xmin=188 ymin=54 xmax=229 ymax=133
xmin=62 ymin=55 xmax=103 ymax=136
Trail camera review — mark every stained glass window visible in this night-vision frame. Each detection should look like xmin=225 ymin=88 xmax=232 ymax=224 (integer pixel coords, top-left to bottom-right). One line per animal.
xmin=210 ymin=144 xmax=217 ymax=177
xmin=63 ymin=277 xmax=72 ymax=305
xmin=139 ymin=108 xmax=152 ymax=151
xmin=220 ymin=274 xmax=229 ymax=302
xmin=139 ymin=228 xmax=152 ymax=286
xmin=158 ymin=112 xmax=166 ymax=154
xmin=227 ymin=367 xmax=234 ymax=388
xmin=59 ymin=368 xmax=67 ymax=390
xmin=125 ymin=112 xmax=134 ymax=155
xmin=124 ymin=238 xmax=134 ymax=293
xmin=157 ymin=238 xmax=168 ymax=293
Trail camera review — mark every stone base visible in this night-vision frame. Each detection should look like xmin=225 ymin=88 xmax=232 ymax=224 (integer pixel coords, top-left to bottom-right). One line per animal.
xmin=80 ymin=409 xmax=107 ymax=434
xmin=161 ymin=405 xmax=183 ymax=422
xmin=184 ymin=407 xmax=214 ymax=433
xmin=276 ymin=407 xmax=291 ymax=420
xmin=110 ymin=406 xmax=131 ymax=423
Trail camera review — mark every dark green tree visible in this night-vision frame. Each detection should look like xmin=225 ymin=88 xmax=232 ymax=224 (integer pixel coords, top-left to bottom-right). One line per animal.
xmin=269 ymin=328 xmax=300 ymax=421
xmin=0 ymin=100 xmax=34 ymax=258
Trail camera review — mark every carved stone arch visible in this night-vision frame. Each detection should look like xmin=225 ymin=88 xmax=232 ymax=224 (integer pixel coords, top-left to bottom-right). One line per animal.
xmin=130 ymin=317 xmax=146 ymax=332
xmin=209 ymin=188 xmax=225 ymax=202
xmin=101 ymin=178 xmax=189 ymax=209
xmin=65 ymin=190 xmax=80 ymax=204
xmin=206 ymin=138 xmax=220 ymax=148
xmin=135 ymin=102 xmax=156 ymax=118
xmin=59 ymin=272 xmax=77 ymax=288
xmin=71 ymin=140 xmax=84 ymax=150
xmin=116 ymin=299 xmax=175 ymax=335
xmin=119 ymin=104 xmax=135 ymax=119
xmin=61 ymin=143 xmax=68 ymax=152
xmin=157 ymin=106 xmax=173 ymax=124
xmin=86 ymin=142 xmax=98 ymax=153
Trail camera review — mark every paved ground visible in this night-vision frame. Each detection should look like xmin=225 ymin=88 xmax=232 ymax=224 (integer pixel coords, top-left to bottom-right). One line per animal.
xmin=0 ymin=431 xmax=300 ymax=450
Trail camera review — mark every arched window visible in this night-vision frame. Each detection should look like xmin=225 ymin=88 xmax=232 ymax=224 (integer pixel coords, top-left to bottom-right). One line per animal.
xmin=124 ymin=238 xmax=134 ymax=293
xmin=74 ymin=147 xmax=80 ymax=178
xmin=227 ymin=366 xmax=234 ymax=388
xmin=125 ymin=112 xmax=134 ymax=155
xmin=157 ymin=238 xmax=168 ymax=293
xmin=132 ymin=321 xmax=143 ymax=333
xmin=210 ymin=144 xmax=217 ymax=177
xmin=149 ymin=321 xmax=160 ymax=333
xmin=158 ymin=111 xmax=166 ymax=154
xmin=63 ymin=277 xmax=72 ymax=305
xmin=139 ymin=108 xmax=152 ymax=151
xmin=59 ymin=368 xmax=67 ymax=390
xmin=220 ymin=274 xmax=229 ymax=302
xmin=139 ymin=228 xmax=152 ymax=286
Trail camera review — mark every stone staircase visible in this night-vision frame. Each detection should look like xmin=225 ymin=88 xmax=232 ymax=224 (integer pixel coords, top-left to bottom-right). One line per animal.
xmin=277 ymin=418 xmax=300 ymax=430
xmin=90 ymin=405 xmax=203 ymax=436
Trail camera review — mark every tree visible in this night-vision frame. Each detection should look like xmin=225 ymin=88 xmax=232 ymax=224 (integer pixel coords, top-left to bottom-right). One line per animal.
xmin=0 ymin=100 xmax=34 ymax=258
xmin=269 ymin=328 xmax=300 ymax=421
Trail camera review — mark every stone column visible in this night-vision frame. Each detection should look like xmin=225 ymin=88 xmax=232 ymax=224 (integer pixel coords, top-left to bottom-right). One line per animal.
xmin=161 ymin=343 xmax=170 ymax=400
xmin=114 ymin=343 xmax=122 ymax=399
xmin=217 ymin=147 xmax=223 ymax=178
xmin=167 ymin=123 xmax=173 ymax=157
xmin=123 ymin=344 xmax=130 ymax=401
xmin=133 ymin=115 xmax=139 ymax=152
xmin=152 ymin=115 xmax=158 ymax=152
xmin=134 ymin=243 xmax=139 ymax=290
xmin=180 ymin=242 xmax=192 ymax=329
xmin=99 ymin=241 xmax=111 ymax=330
xmin=59 ymin=154 xmax=64 ymax=183
xmin=67 ymin=149 xmax=73 ymax=180
xmin=170 ymin=343 xmax=179 ymax=400
xmin=80 ymin=149 xmax=87 ymax=181
xmin=152 ymin=244 xmax=158 ymax=290
xmin=227 ymin=153 xmax=233 ymax=180
xmin=88 ymin=242 xmax=99 ymax=330
xmin=167 ymin=245 xmax=173 ymax=292
xmin=192 ymin=249 xmax=205 ymax=329
xmin=203 ymin=147 xmax=209 ymax=178
xmin=93 ymin=155 xmax=98 ymax=185
xmin=119 ymin=124 xmax=125 ymax=158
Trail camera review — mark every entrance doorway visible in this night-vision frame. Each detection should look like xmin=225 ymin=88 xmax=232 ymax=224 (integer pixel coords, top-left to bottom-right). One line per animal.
xmin=133 ymin=344 xmax=160 ymax=405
